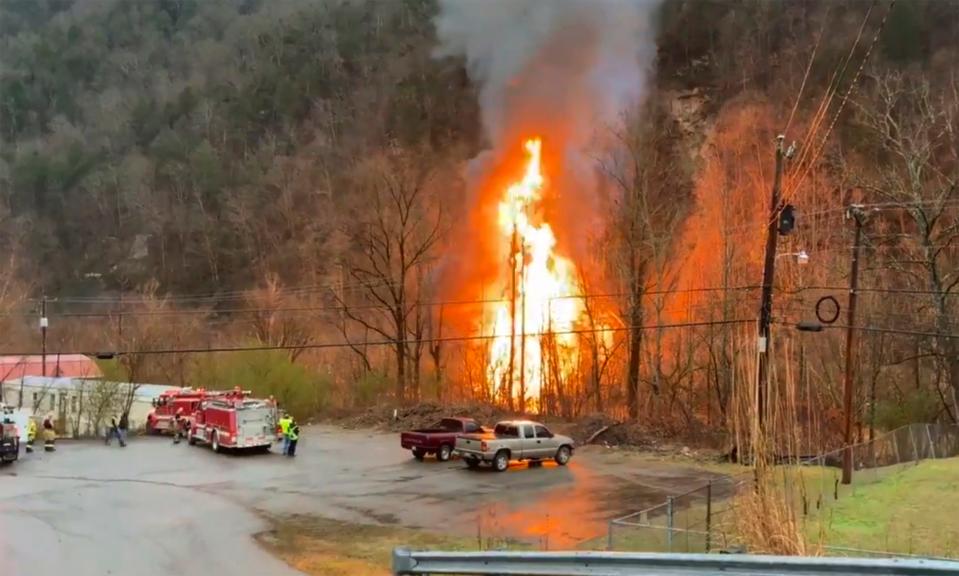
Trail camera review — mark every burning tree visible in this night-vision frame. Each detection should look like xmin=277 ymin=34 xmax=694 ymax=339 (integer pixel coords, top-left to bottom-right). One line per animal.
xmin=485 ymin=139 xmax=588 ymax=414
xmin=599 ymin=101 xmax=690 ymax=419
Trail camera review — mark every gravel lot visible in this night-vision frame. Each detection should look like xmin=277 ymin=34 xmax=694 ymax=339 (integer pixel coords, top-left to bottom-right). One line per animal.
xmin=0 ymin=425 xmax=728 ymax=575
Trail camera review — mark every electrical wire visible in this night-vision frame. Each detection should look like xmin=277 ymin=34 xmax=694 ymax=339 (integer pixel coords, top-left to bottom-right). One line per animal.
xmin=0 ymin=318 xmax=758 ymax=357
xmin=6 ymin=285 xmax=764 ymax=318
xmin=781 ymin=0 xmax=898 ymax=209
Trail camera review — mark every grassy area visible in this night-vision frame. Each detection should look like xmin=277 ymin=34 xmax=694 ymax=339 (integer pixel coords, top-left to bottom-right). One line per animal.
xmin=256 ymin=515 xmax=529 ymax=576
xmin=603 ymin=458 xmax=959 ymax=559
xmin=811 ymin=458 xmax=959 ymax=557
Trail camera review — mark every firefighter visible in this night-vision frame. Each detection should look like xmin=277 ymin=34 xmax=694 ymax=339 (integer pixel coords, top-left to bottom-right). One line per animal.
xmin=278 ymin=412 xmax=292 ymax=455
xmin=286 ymin=419 xmax=300 ymax=457
xmin=172 ymin=409 xmax=185 ymax=445
xmin=26 ymin=417 xmax=37 ymax=453
xmin=42 ymin=414 xmax=56 ymax=452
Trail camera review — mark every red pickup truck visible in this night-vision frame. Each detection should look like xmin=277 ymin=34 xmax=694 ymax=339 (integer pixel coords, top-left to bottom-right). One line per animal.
xmin=400 ymin=417 xmax=482 ymax=461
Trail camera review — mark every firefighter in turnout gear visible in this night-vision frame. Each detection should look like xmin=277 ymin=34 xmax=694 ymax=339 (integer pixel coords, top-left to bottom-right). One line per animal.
xmin=26 ymin=417 xmax=37 ymax=453
xmin=172 ymin=409 xmax=185 ymax=445
xmin=42 ymin=414 xmax=56 ymax=452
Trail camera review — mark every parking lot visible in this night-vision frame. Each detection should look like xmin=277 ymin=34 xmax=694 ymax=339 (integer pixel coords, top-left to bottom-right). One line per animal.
xmin=1 ymin=426 xmax=727 ymax=575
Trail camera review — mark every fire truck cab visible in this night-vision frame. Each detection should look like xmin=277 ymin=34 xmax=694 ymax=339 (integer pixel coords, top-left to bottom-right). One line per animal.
xmin=147 ymin=388 xmax=212 ymax=434
xmin=189 ymin=389 xmax=277 ymax=453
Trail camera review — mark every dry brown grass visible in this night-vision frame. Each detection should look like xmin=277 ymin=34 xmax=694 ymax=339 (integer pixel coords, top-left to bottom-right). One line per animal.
xmin=256 ymin=514 xmax=489 ymax=576
xmin=727 ymin=335 xmax=820 ymax=556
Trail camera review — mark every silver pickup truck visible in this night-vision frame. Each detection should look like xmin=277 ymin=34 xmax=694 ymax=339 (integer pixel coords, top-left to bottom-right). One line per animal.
xmin=454 ymin=420 xmax=574 ymax=472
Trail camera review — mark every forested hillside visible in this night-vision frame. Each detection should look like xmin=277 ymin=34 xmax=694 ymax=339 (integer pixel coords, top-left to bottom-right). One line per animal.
xmin=1 ymin=0 xmax=478 ymax=294
xmin=1 ymin=0 xmax=957 ymax=437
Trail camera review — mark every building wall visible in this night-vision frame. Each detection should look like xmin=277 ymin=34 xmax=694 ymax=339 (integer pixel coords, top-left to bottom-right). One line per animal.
xmin=1 ymin=381 xmax=157 ymax=437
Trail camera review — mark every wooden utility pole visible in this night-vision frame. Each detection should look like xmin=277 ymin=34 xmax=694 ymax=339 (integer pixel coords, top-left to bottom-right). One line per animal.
xmin=507 ymin=224 xmax=518 ymax=410
xmin=519 ymin=242 xmax=527 ymax=414
xmin=756 ymin=135 xmax=785 ymax=430
xmin=40 ymin=295 xmax=48 ymax=377
xmin=842 ymin=205 xmax=866 ymax=485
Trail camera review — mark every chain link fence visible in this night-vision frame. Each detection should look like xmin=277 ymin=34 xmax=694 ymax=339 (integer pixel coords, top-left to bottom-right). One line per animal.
xmin=607 ymin=423 xmax=959 ymax=558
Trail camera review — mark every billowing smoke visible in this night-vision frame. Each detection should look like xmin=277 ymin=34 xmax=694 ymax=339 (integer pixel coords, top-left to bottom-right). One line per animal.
xmin=433 ymin=0 xmax=661 ymax=319
xmin=434 ymin=0 xmax=660 ymax=152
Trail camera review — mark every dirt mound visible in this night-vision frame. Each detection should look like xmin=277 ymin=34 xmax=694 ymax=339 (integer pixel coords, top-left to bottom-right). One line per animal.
xmin=338 ymin=402 xmax=512 ymax=432
xmin=563 ymin=413 xmax=664 ymax=448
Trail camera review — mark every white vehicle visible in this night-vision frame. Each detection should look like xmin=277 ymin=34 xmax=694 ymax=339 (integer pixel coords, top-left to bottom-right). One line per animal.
xmin=454 ymin=420 xmax=574 ymax=472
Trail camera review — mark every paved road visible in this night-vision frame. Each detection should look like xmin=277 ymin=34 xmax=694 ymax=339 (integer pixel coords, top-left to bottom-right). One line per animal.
xmin=0 ymin=426 xmax=725 ymax=575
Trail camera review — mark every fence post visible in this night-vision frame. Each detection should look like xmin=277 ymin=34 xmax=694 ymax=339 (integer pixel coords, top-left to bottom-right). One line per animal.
xmin=607 ymin=520 xmax=613 ymax=551
xmin=705 ymin=481 xmax=713 ymax=553
xmin=926 ymin=424 xmax=937 ymax=460
xmin=892 ymin=428 xmax=901 ymax=467
xmin=666 ymin=496 xmax=674 ymax=552
xmin=909 ymin=425 xmax=920 ymax=465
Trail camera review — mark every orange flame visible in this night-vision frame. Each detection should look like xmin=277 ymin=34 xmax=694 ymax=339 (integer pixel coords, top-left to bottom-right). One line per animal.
xmin=488 ymin=138 xmax=584 ymax=408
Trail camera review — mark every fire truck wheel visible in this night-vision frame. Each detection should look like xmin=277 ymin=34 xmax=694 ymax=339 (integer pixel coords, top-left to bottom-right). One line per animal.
xmin=188 ymin=434 xmax=196 ymax=446
xmin=211 ymin=431 xmax=220 ymax=452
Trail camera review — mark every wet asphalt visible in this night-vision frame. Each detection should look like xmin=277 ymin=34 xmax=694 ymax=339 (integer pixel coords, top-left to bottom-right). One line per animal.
xmin=0 ymin=426 xmax=725 ymax=575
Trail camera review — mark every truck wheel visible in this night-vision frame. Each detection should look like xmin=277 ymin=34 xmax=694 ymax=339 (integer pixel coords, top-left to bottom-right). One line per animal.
xmin=211 ymin=431 xmax=220 ymax=453
xmin=555 ymin=445 xmax=571 ymax=466
xmin=412 ymin=448 xmax=426 ymax=461
xmin=493 ymin=450 xmax=510 ymax=472
xmin=188 ymin=434 xmax=197 ymax=446
xmin=465 ymin=456 xmax=480 ymax=469
xmin=437 ymin=444 xmax=453 ymax=462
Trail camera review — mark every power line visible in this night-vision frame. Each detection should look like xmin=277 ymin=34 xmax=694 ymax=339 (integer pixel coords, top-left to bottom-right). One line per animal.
xmin=819 ymin=323 xmax=959 ymax=340
xmin=782 ymin=0 xmax=897 ymax=208
xmin=788 ymin=285 xmax=959 ymax=297
xmin=0 ymin=318 xmax=757 ymax=358
xmin=5 ymin=285 xmax=764 ymax=318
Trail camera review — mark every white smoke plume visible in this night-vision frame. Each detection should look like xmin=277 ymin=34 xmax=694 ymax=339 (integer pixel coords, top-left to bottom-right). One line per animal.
xmin=434 ymin=0 xmax=661 ymax=151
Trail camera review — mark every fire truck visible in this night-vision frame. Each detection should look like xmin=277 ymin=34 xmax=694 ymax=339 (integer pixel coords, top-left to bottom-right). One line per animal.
xmin=1 ymin=404 xmax=20 ymax=465
xmin=188 ymin=388 xmax=277 ymax=452
xmin=146 ymin=388 xmax=217 ymax=434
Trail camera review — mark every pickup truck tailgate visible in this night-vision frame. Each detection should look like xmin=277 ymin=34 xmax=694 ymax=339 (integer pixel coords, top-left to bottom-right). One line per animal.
xmin=455 ymin=433 xmax=492 ymax=453
xmin=401 ymin=432 xmax=430 ymax=449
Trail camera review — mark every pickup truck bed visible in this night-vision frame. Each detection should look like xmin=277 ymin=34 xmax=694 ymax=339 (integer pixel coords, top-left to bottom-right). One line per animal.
xmin=400 ymin=417 xmax=481 ymax=462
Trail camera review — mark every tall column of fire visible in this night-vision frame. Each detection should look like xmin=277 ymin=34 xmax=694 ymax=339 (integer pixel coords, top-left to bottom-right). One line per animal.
xmin=487 ymin=139 xmax=585 ymax=411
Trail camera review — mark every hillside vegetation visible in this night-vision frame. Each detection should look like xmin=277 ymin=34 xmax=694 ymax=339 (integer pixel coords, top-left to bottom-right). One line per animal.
xmin=1 ymin=1 xmax=957 ymax=434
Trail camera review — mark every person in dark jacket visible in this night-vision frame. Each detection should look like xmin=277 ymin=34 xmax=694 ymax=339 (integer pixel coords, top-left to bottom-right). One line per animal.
xmin=105 ymin=416 xmax=119 ymax=445
xmin=118 ymin=412 xmax=129 ymax=447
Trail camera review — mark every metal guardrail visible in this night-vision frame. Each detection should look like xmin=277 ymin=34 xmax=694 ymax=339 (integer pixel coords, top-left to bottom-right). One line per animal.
xmin=392 ymin=549 xmax=959 ymax=575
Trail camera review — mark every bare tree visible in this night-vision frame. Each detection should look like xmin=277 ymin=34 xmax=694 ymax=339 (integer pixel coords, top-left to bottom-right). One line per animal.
xmin=334 ymin=145 xmax=447 ymax=403
xmin=598 ymin=100 xmax=690 ymax=419
xmin=248 ymin=273 xmax=313 ymax=362
xmin=852 ymin=71 xmax=959 ymax=420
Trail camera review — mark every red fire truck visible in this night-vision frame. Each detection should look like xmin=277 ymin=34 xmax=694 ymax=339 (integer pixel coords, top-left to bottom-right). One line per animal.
xmin=146 ymin=388 xmax=218 ymax=434
xmin=188 ymin=388 xmax=277 ymax=453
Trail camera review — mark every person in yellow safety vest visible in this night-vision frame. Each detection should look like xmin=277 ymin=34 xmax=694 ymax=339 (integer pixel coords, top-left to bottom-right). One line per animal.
xmin=278 ymin=413 xmax=292 ymax=455
xmin=286 ymin=420 xmax=300 ymax=458
xmin=26 ymin=418 xmax=37 ymax=453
